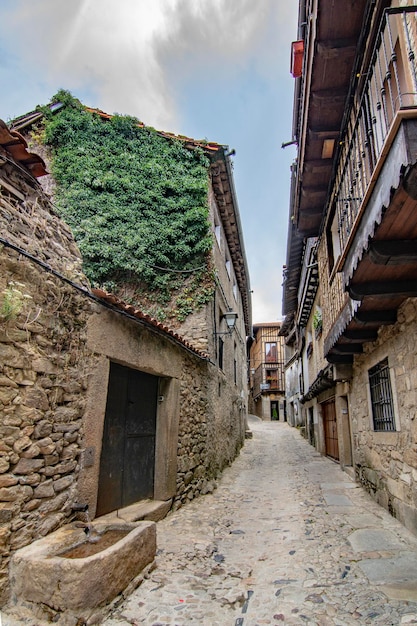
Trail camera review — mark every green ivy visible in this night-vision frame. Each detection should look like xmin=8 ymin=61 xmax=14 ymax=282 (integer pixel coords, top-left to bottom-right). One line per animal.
xmin=39 ymin=91 xmax=214 ymax=320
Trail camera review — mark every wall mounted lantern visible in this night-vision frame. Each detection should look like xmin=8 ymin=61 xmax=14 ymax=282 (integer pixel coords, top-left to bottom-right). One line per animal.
xmin=215 ymin=311 xmax=238 ymax=336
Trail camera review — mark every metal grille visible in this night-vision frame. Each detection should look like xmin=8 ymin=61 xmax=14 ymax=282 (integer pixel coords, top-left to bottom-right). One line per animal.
xmin=368 ymin=358 xmax=396 ymax=431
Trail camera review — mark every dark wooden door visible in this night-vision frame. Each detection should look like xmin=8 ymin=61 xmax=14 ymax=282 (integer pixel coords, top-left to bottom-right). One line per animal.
xmin=96 ymin=363 xmax=158 ymax=516
xmin=322 ymin=399 xmax=339 ymax=461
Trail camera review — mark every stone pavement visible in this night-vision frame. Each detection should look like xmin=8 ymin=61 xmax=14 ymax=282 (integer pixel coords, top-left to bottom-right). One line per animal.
xmin=4 ymin=418 xmax=417 ymax=625
xmin=102 ymin=418 xmax=417 ymax=626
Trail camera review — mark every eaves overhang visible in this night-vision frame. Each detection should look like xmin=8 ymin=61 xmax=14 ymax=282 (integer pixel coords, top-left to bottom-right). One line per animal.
xmin=292 ymin=0 xmax=369 ymax=237
xmin=281 ymin=160 xmax=304 ymax=331
xmin=210 ymin=151 xmax=252 ymax=336
xmin=296 ymin=240 xmax=319 ymax=328
xmin=301 ymin=364 xmax=334 ymax=403
xmin=324 ymin=155 xmax=417 ymax=365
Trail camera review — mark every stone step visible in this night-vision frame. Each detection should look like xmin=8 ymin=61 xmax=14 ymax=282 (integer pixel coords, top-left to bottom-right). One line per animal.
xmin=97 ymin=499 xmax=172 ymax=524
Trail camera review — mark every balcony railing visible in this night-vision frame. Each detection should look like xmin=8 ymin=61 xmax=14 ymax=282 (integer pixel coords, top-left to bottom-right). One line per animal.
xmin=330 ymin=7 xmax=417 ymax=259
xmin=251 ymin=363 xmax=284 ymax=397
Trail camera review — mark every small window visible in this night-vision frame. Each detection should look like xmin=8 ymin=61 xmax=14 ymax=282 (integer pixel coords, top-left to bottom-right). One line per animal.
xmin=215 ymin=224 xmax=221 ymax=247
xmin=368 ymin=358 xmax=396 ymax=431
xmin=233 ymin=280 xmax=237 ymax=301
xmin=266 ymin=369 xmax=278 ymax=388
xmin=233 ymin=342 xmax=237 ymax=384
xmin=225 ymin=258 xmax=231 ymax=277
xmin=218 ymin=337 xmax=224 ymax=370
xmin=265 ymin=342 xmax=277 ymax=362
xmin=326 ymin=203 xmax=341 ymax=273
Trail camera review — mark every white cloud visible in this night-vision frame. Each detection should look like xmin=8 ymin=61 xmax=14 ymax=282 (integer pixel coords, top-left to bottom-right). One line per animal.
xmin=1 ymin=0 xmax=298 ymax=322
xmin=156 ymin=0 xmax=270 ymax=64
xmin=2 ymin=0 xmax=292 ymax=130
xmin=4 ymin=0 xmax=178 ymax=127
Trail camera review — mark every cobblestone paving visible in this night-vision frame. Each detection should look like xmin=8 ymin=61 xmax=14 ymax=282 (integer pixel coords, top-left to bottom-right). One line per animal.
xmin=102 ymin=419 xmax=417 ymax=625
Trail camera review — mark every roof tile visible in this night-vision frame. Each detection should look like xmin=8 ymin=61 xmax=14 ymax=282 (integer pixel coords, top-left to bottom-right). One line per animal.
xmin=0 ymin=120 xmax=47 ymax=178
xmin=91 ymin=287 xmax=209 ymax=360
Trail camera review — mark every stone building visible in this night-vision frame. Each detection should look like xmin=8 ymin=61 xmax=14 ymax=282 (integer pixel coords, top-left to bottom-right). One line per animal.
xmin=0 ymin=103 xmax=251 ymax=603
xmin=281 ymin=0 xmax=417 ymax=535
xmin=248 ymin=323 xmax=286 ymax=421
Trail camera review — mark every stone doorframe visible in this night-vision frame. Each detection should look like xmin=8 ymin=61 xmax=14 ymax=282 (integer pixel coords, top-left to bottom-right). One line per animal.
xmin=335 ymin=381 xmax=353 ymax=471
xmin=316 ymin=382 xmax=353 ymax=469
xmin=76 ymin=310 xmax=182 ymax=518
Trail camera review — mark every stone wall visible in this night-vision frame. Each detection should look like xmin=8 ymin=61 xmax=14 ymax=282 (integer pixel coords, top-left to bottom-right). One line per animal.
xmin=178 ymin=307 xmax=209 ymax=354
xmin=349 ymin=298 xmax=417 ymax=535
xmin=0 ymin=153 xmax=246 ymax=603
xmin=174 ymin=342 xmax=245 ymax=511
xmin=175 ymin=355 xmax=214 ymax=507
xmin=0 ymin=161 xmax=95 ymax=604
xmin=79 ymin=304 xmax=244 ymax=519
xmin=317 ymin=237 xmax=349 ymax=341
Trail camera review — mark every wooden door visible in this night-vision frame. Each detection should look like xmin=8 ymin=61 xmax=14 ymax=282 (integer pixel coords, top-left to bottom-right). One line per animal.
xmin=322 ymin=399 xmax=339 ymax=461
xmin=96 ymin=363 xmax=158 ymax=516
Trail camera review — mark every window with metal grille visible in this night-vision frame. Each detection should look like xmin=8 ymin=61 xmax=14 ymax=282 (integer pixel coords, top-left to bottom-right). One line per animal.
xmin=368 ymin=358 xmax=396 ymax=431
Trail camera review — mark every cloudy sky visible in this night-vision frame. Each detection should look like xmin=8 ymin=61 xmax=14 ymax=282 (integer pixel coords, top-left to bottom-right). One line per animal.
xmin=0 ymin=0 xmax=298 ymax=323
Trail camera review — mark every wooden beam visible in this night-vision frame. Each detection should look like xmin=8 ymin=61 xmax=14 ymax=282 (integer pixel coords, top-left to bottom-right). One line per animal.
xmin=368 ymin=240 xmax=417 ymax=265
xmin=326 ymin=353 xmax=354 ymax=364
xmin=301 ymin=186 xmax=327 ymax=200
xmin=303 ymin=160 xmax=333 ymax=173
xmin=308 ymin=128 xmax=340 ymax=140
xmin=343 ymin=329 xmax=378 ymax=342
xmin=349 ymin=280 xmax=417 ymax=300
xmin=0 ymin=177 xmax=25 ymax=201
xmin=316 ymin=40 xmax=358 ymax=59
xmin=331 ymin=344 xmax=363 ymax=354
xmin=354 ymin=310 xmax=397 ymax=324
xmin=311 ymin=90 xmax=347 ymax=106
xmin=298 ymin=204 xmax=324 ymax=216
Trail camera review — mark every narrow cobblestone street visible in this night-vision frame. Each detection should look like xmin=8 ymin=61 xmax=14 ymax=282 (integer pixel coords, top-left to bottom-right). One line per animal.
xmin=102 ymin=418 xmax=417 ymax=626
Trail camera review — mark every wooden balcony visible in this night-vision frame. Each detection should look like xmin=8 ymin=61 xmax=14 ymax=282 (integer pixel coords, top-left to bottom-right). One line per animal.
xmin=293 ymin=0 xmax=367 ymax=237
xmin=325 ymin=7 xmax=417 ymax=364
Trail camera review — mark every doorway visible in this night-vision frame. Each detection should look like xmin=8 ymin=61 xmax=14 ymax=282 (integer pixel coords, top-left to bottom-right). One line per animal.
xmin=308 ymin=406 xmax=315 ymax=447
xmin=271 ymin=400 xmax=279 ymax=421
xmin=96 ymin=362 xmax=159 ymax=516
xmin=322 ymin=398 xmax=339 ymax=461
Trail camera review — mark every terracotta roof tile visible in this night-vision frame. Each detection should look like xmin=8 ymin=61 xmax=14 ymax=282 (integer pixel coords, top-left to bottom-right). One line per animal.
xmin=0 ymin=120 xmax=47 ymax=178
xmin=91 ymin=287 xmax=209 ymax=360
xmin=84 ymin=106 xmax=223 ymax=154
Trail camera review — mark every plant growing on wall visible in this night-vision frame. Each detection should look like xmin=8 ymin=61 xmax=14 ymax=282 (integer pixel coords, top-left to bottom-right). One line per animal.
xmin=313 ymin=307 xmax=322 ymax=337
xmin=0 ymin=281 xmax=32 ymax=322
xmin=38 ymin=90 xmax=214 ymax=321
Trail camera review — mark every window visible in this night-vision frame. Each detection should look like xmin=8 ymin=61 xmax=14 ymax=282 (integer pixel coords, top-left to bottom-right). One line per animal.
xmin=368 ymin=358 xmax=396 ymax=431
xmin=326 ymin=204 xmax=341 ymax=273
xmin=266 ymin=369 xmax=278 ymax=388
xmin=215 ymin=224 xmax=221 ymax=247
xmin=218 ymin=337 xmax=224 ymax=370
xmin=225 ymin=257 xmax=231 ymax=278
xmin=265 ymin=342 xmax=277 ymax=362
xmin=233 ymin=342 xmax=237 ymax=384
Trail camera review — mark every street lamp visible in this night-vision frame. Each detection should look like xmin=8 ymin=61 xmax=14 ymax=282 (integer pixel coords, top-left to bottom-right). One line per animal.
xmin=214 ymin=311 xmax=238 ymax=336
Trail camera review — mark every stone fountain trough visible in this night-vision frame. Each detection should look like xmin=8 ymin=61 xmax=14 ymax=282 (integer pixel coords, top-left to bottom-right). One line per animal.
xmin=9 ymin=519 xmax=156 ymax=617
